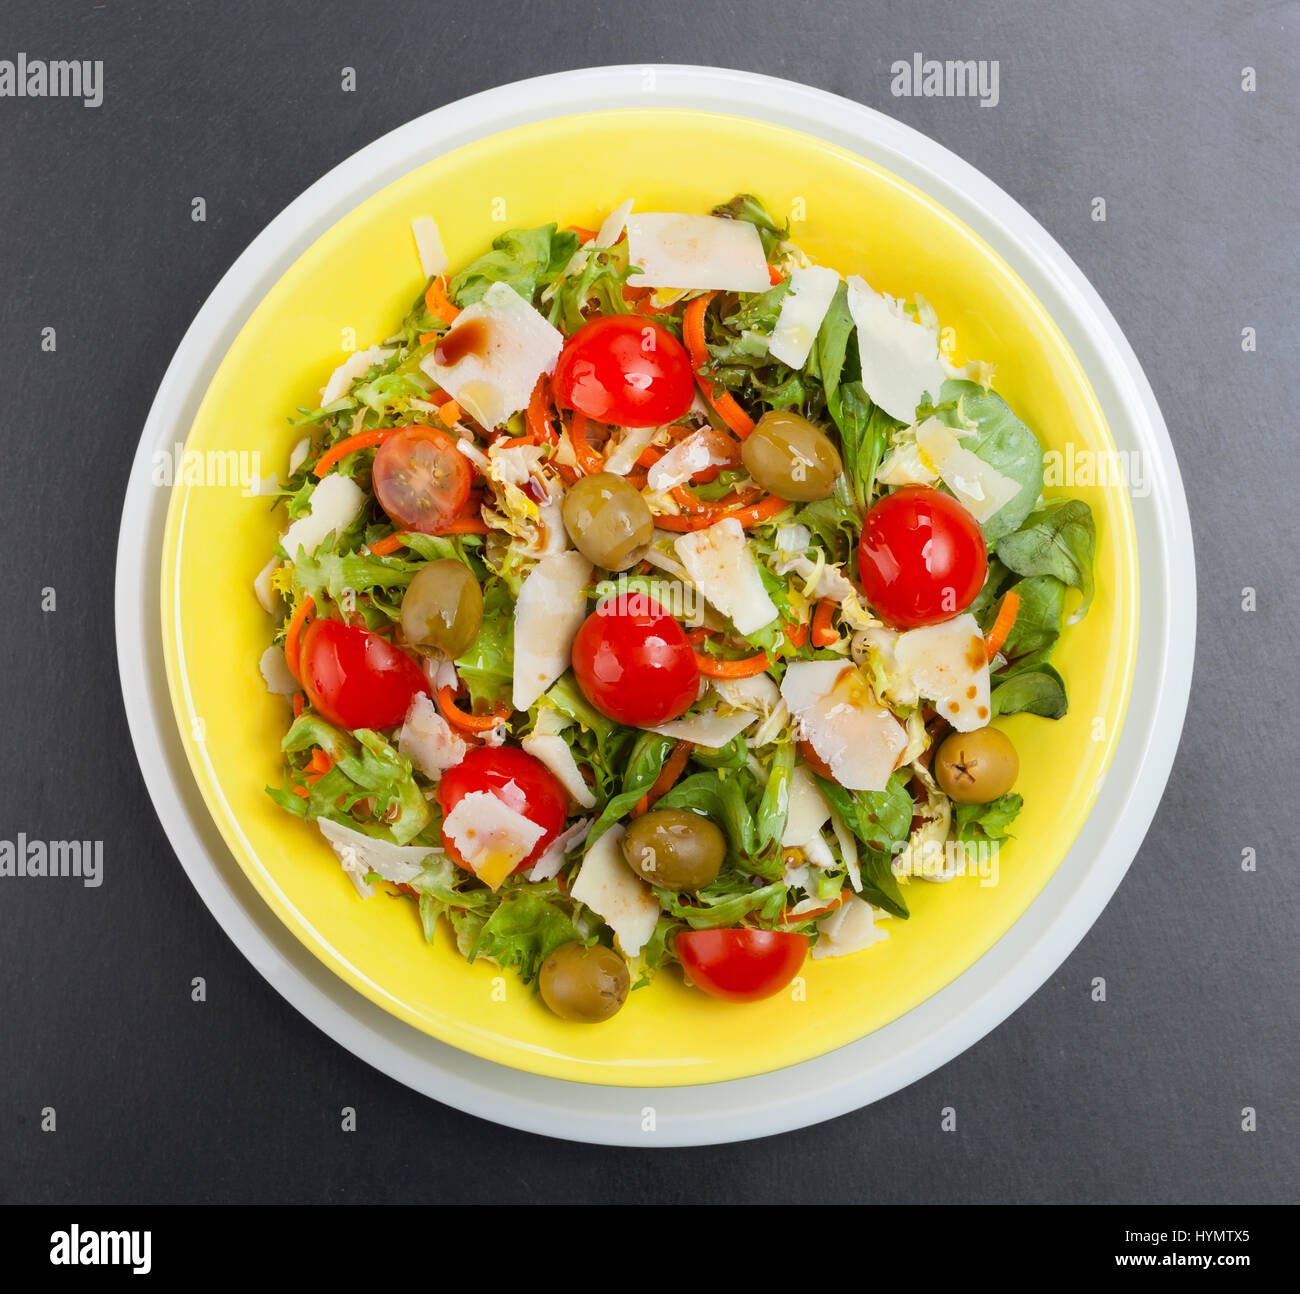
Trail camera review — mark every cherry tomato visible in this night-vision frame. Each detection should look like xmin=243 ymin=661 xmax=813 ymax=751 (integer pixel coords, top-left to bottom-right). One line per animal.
xmin=437 ymin=746 xmax=569 ymax=873
xmin=675 ymin=929 xmax=807 ymax=1003
xmin=797 ymin=739 xmax=836 ymax=783
xmin=372 ymin=425 xmax=472 ymax=534
xmin=571 ymin=596 xmax=699 ymax=726
xmin=299 ymin=618 xmax=428 ymax=730
xmin=552 ymin=315 xmax=694 ymax=428
xmin=857 ymin=485 xmax=987 ymax=629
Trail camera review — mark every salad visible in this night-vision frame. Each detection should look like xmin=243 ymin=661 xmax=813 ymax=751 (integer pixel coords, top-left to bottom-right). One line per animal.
xmin=255 ymin=194 xmax=1096 ymax=1024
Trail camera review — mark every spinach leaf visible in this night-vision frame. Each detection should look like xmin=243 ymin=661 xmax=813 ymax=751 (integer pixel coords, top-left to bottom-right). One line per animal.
xmin=991 ymin=667 xmax=1068 ymax=719
xmin=1001 ymin=575 xmax=1068 ymax=657
xmin=449 ymin=224 xmax=580 ymax=307
xmin=755 ymin=743 xmax=795 ymax=854
xmin=994 ymin=499 xmax=1096 ymax=618
xmin=812 ymin=772 xmax=914 ymax=919
xmin=586 ymin=732 xmax=676 ymax=848
xmin=930 ymin=379 xmax=1044 ymax=541
xmin=656 ymin=771 xmax=780 ymax=877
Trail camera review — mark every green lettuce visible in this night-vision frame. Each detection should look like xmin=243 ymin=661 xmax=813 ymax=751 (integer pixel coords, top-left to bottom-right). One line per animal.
xmin=449 ymin=224 xmax=580 ymax=307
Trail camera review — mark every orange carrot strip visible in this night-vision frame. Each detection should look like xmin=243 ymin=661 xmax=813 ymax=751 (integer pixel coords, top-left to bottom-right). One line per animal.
xmin=435 ymin=685 xmax=510 ymax=733
xmin=567 ymin=225 xmax=599 ymax=242
xmin=811 ymin=599 xmax=838 ymax=648
xmin=313 ymin=427 xmax=397 ymax=477
xmin=985 ymin=590 xmax=1021 ymax=661
xmin=653 ymin=494 xmax=789 ymax=532
xmin=366 ymin=532 xmax=406 ymax=556
xmin=631 ymin=740 xmax=693 ymax=818
xmin=693 ymin=649 xmax=771 ymax=678
xmin=438 ymin=517 xmax=490 ymax=535
xmin=437 ymin=399 xmax=461 ymax=428
xmin=767 ymin=263 xmax=784 ymax=286
xmin=418 ymin=331 xmax=438 ymax=344
xmin=682 ymin=292 xmax=756 ymax=438
xmin=292 ymin=691 xmax=305 ymax=719
xmin=567 ymin=411 xmax=605 ymax=475
xmin=424 ymin=276 xmax=460 ymax=325
xmin=526 ymin=376 xmax=559 ymax=446
xmin=784 ymin=618 xmax=809 ymax=651
xmin=284 ymin=595 xmax=315 ymax=681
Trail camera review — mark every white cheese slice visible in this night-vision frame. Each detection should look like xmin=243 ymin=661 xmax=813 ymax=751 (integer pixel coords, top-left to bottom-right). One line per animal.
xmin=521 ymin=732 xmax=597 ymax=808
xmin=420 ymin=280 xmax=563 ymax=430
xmin=768 ymin=265 xmax=840 ymax=369
xmin=780 ymin=661 xmax=907 ymax=791
xmin=280 ymin=473 xmax=366 ymax=559
xmin=645 ymin=426 xmax=735 ymax=492
xmin=845 ymin=275 xmax=946 ymax=423
xmin=594 ymin=198 xmax=633 ymax=248
xmin=397 ymin=693 xmax=467 ymax=781
xmin=914 ymin=418 xmax=1020 ymax=523
xmin=411 ymin=215 xmax=448 ymax=278
xmin=253 ymin=556 xmax=279 ymax=614
xmin=288 ymin=437 xmax=311 ymax=475
xmin=829 ymin=807 xmax=862 ymax=892
xmin=527 ymin=818 xmax=592 ymax=882
xmin=317 ymin=817 xmax=439 ymax=899
xmin=782 ymin=763 xmax=833 ymax=846
xmin=650 ymin=707 xmax=758 ymax=748
xmin=258 ymin=645 xmax=297 ymax=695
xmin=893 ymin=613 xmax=991 ymax=733
xmin=512 ymin=550 xmax=592 ymax=711
xmin=625 ymin=213 xmax=771 ymax=293
xmin=674 ymin=517 xmax=778 ymax=635
xmin=321 ymin=345 xmax=395 ymax=405
xmin=811 ymin=893 xmax=890 ymax=959
xmin=442 ymin=790 xmax=546 ymax=890
xmin=570 ymin=824 xmax=660 ymax=957
xmin=801 ymin=832 xmax=837 ymax=870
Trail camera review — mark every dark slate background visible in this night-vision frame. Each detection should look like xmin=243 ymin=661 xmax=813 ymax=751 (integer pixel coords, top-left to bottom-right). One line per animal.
xmin=0 ymin=0 xmax=1295 ymax=1204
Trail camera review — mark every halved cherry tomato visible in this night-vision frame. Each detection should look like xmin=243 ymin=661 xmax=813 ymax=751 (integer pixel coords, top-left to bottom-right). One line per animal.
xmin=571 ymin=596 xmax=699 ymax=726
xmin=372 ymin=425 xmax=472 ymax=534
xmin=437 ymin=746 xmax=568 ymax=873
xmin=857 ymin=485 xmax=987 ymax=629
xmin=797 ymin=739 xmax=836 ymax=783
xmin=552 ymin=315 xmax=694 ymax=428
xmin=298 ymin=618 xmax=428 ymax=730
xmin=676 ymin=929 xmax=807 ymax=1002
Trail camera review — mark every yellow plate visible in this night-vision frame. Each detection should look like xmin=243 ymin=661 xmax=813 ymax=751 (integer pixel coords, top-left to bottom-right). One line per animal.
xmin=161 ymin=110 xmax=1138 ymax=1087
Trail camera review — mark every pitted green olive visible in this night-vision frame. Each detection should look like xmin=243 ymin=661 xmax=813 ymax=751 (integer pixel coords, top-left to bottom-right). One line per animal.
xmin=934 ymin=727 xmax=1020 ymax=803
xmin=740 ymin=410 xmax=842 ymax=501
xmin=562 ymin=472 xmax=655 ymax=571
xmin=621 ymin=808 xmax=726 ymax=891
xmin=539 ymin=942 xmax=630 ymax=1022
xmin=399 ymin=559 xmax=483 ymax=657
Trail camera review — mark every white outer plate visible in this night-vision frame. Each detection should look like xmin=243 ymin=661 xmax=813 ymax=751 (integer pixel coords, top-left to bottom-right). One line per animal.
xmin=115 ymin=64 xmax=1194 ymax=1147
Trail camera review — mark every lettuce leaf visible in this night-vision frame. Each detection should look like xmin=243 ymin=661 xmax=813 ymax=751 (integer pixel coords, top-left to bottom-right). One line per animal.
xmin=454 ymin=577 xmax=514 ymax=709
xmin=994 ymin=499 xmax=1096 ymax=619
xmin=449 ymin=224 xmax=581 ymax=307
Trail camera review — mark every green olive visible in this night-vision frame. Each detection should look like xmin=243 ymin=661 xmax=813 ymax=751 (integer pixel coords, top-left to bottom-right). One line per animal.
xmin=934 ymin=728 xmax=1020 ymax=803
xmin=399 ymin=559 xmax=483 ymax=657
xmin=740 ymin=410 xmax=842 ymax=501
xmin=561 ymin=472 xmax=654 ymax=571
xmin=539 ymin=942 xmax=630 ymax=1023
xmin=621 ymin=808 xmax=726 ymax=891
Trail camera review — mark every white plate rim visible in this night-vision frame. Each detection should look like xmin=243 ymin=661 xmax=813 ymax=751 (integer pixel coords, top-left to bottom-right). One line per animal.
xmin=115 ymin=63 xmax=1195 ymax=1148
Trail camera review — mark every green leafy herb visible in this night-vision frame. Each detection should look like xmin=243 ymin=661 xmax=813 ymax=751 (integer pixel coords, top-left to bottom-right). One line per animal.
xmin=454 ymin=577 xmax=514 ymax=709
xmin=994 ymin=499 xmax=1096 ymax=618
xmin=449 ymin=224 xmax=581 ymax=307
xmin=991 ymin=667 xmax=1068 ymax=719
xmin=952 ymin=794 xmax=1024 ymax=843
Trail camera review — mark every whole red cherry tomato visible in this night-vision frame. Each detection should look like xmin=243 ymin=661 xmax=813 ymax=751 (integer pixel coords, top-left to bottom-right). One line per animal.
xmin=298 ymin=618 xmax=428 ymax=730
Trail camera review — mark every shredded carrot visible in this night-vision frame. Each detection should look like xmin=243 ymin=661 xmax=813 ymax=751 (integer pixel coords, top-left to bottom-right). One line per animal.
xmin=567 ymin=225 xmax=599 ymax=242
xmin=304 ymin=749 xmax=335 ymax=785
xmin=670 ymin=484 xmax=761 ymax=515
xmin=631 ymin=740 xmax=693 ymax=818
xmin=367 ymin=532 xmax=406 ymax=556
xmin=526 ymin=376 xmax=559 ymax=446
xmin=292 ymin=691 xmax=305 ymax=718
xmin=783 ymin=618 xmax=809 ymax=651
xmin=637 ymin=445 xmax=664 ymax=468
xmin=653 ymin=493 xmax=789 ymax=532
xmin=291 ymin=783 xmax=311 ymax=800
xmin=437 ymin=399 xmax=461 ymax=428
xmin=767 ymin=263 xmax=784 ymax=286
xmin=811 ymin=599 xmax=838 ymax=648
xmin=313 ymin=427 xmax=397 ymax=477
xmin=284 ymin=595 xmax=315 ymax=681
xmin=685 ymin=627 xmax=712 ymax=645
xmin=985 ymin=590 xmax=1021 ymax=660
xmin=779 ymin=890 xmax=847 ymax=925
xmin=682 ymin=292 xmax=757 ymax=438
xmin=567 ymin=411 xmax=605 ymax=475
xmin=436 ymin=685 xmax=510 ymax=732
xmin=424 ymin=276 xmax=460 ymax=325
xmin=438 ymin=516 xmax=490 ymax=535
xmin=693 ymin=649 xmax=771 ymax=678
